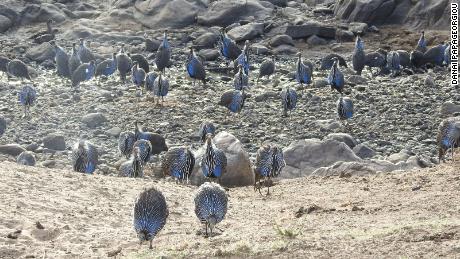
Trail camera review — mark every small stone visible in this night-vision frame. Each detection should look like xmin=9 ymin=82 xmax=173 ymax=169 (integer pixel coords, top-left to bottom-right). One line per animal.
xmin=106 ymin=127 xmax=121 ymax=138
xmin=424 ymin=75 xmax=435 ymax=87
xmin=306 ymin=35 xmax=328 ymax=45
xmin=41 ymin=160 xmax=56 ymax=168
xmin=43 ymin=134 xmax=66 ymax=151
xmin=81 ymin=113 xmax=107 ymax=128
xmin=269 ymin=34 xmax=294 ymax=47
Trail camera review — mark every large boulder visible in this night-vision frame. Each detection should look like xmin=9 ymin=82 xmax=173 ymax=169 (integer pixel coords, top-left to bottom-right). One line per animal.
xmin=133 ymin=0 xmax=205 ymax=29
xmin=81 ymin=113 xmax=107 ymax=128
xmin=190 ymin=131 xmax=254 ymax=187
xmin=281 ymin=139 xmax=362 ymax=179
xmin=0 ymin=4 xmax=19 ymax=24
xmin=325 ymin=133 xmax=358 ymax=149
xmin=43 ymin=134 xmax=66 ymax=151
xmin=25 ymin=42 xmax=55 ymax=63
xmin=0 ymin=15 xmax=12 ymax=33
xmin=0 ymin=144 xmax=26 ymax=157
xmin=197 ymin=0 xmax=273 ymax=27
xmin=19 ymin=3 xmax=67 ymax=24
xmin=268 ymin=21 xmax=337 ymax=39
xmin=227 ymin=22 xmax=264 ymax=42
xmin=440 ymin=102 xmax=460 ymax=117
xmin=334 ymin=0 xmax=450 ymax=30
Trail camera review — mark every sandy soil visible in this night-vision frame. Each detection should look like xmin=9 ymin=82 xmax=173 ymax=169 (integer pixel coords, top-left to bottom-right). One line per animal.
xmin=0 ymin=155 xmax=459 ymax=259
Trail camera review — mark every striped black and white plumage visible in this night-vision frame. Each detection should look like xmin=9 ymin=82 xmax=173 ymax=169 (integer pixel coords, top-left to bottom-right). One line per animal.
xmin=295 ymin=52 xmax=312 ymax=91
xmin=118 ymin=131 xmax=136 ymax=158
xmin=200 ymin=134 xmax=227 ymax=182
xmin=198 ymin=121 xmax=216 ymax=143
xmin=194 ymin=182 xmax=228 ymax=237
xmin=219 ymin=28 xmax=241 ymax=61
xmin=437 ymin=117 xmax=460 ymax=163
xmin=116 ymin=44 xmax=132 ymax=83
xmin=134 ymin=121 xmax=168 ymax=155
xmin=161 ymin=147 xmax=195 ymax=183
xmin=254 ymin=145 xmax=285 ymax=194
xmin=444 ymin=43 xmax=451 ymax=66
xmin=133 ymin=187 xmax=168 ymax=249
xmin=218 ymin=90 xmax=245 ymax=114
xmin=120 ymin=143 xmax=147 ymax=178
xmin=77 ymin=38 xmax=95 ymax=63
xmin=337 ymin=96 xmax=353 ymax=122
xmin=7 ymin=59 xmax=31 ymax=81
xmin=186 ymin=47 xmax=206 ymax=86
xmin=71 ymin=140 xmax=98 ymax=174
xmin=71 ymin=61 xmax=96 ymax=88
xmin=416 ymin=31 xmax=427 ymax=53
xmin=257 ymin=56 xmax=275 ymax=82
xmin=18 ymin=84 xmax=37 ymax=118
xmin=234 ymin=40 xmax=250 ymax=75
xmin=132 ymin=139 xmax=152 ymax=166
xmin=95 ymin=53 xmax=117 ymax=77
xmin=365 ymin=51 xmax=386 ymax=75
xmin=233 ymin=64 xmax=248 ymax=91
xmin=327 ymin=58 xmax=344 ymax=94
xmin=69 ymin=43 xmax=82 ymax=75
xmin=424 ymin=44 xmax=447 ymax=67
xmin=51 ymin=41 xmax=71 ymax=78
xmin=130 ymin=54 xmax=150 ymax=73
xmin=145 ymin=71 xmax=157 ymax=94
xmin=386 ymin=51 xmax=400 ymax=76
xmin=320 ymin=53 xmax=347 ymax=70
xmin=280 ymin=86 xmax=297 ymax=117
xmin=153 ymin=73 xmax=169 ymax=105
xmin=352 ymin=35 xmax=365 ymax=75
xmin=132 ymin=62 xmax=146 ymax=92
xmin=155 ymin=30 xmax=171 ymax=75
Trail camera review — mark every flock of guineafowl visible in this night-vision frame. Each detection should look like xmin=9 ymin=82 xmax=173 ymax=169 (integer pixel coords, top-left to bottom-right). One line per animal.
xmin=0 ymin=18 xmax=459 ymax=249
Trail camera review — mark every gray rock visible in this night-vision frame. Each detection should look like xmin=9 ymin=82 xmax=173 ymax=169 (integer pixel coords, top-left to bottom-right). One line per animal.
xmin=336 ymin=29 xmax=354 ymax=42
xmin=106 ymin=127 xmax=122 ymax=138
xmin=347 ymin=75 xmax=367 ymax=85
xmin=0 ymin=4 xmax=19 ymax=23
xmin=0 ymin=116 xmax=6 ymax=136
xmin=353 ymin=143 xmax=376 ymax=159
xmin=440 ymin=102 xmax=460 ymax=117
xmin=81 ymin=113 xmax=107 ymax=128
xmin=43 ymin=134 xmax=66 ymax=151
xmin=325 ymin=133 xmax=357 ymax=148
xmin=348 ymin=22 xmax=368 ymax=34
xmin=387 ymin=149 xmax=413 ymax=164
xmin=272 ymin=44 xmax=297 ymax=55
xmin=311 ymin=158 xmax=402 ymax=176
xmin=227 ymin=22 xmax=264 ymax=42
xmin=191 ymin=131 xmax=254 ymax=187
xmin=282 ymin=138 xmax=361 ymax=178
xmin=314 ymin=78 xmax=328 ymax=88
xmin=25 ymin=42 xmax=55 ymax=63
xmin=306 ymin=35 xmax=328 ymax=45
xmin=194 ymin=32 xmax=219 ymax=49
xmin=0 ymin=15 xmax=12 ymax=33
xmin=20 ymin=3 xmax=67 ymax=24
xmin=198 ymin=49 xmax=220 ymax=61
xmin=269 ymin=21 xmax=336 ymax=39
xmin=250 ymin=44 xmax=270 ymax=55
xmin=41 ymin=160 xmax=56 ymax=168
xmin=424 ymin=75 xmax=435 ymax=87
xmin=263 ymin=0 xmax=287 ymax=7
xmin=0 ymin=144 xmax=26 ymax=157
xmin=17 ymin=151 xmax=36 ymax=166
xmin=269 ymin=34 xmax=294 ymax=47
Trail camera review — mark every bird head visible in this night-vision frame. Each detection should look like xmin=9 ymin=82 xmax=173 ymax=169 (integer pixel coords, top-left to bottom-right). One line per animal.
xmin=79 ymin=38 xmax=84 ymax=45
xmin=205 ymin=133 xmax=213 ymax=146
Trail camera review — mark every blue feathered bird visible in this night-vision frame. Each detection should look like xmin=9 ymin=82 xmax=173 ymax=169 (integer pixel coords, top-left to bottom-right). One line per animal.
xmin=200 ymin=133 xmax=227 ymax=183
xmin=118 ymin=131 xmax=136 ymax=159
xmin=219 ymin=28 xmax=241 ymax=62
xmin=327 ymin=58 xmax=344 ymax=94
xmin=352 ymin=35 xmax=366 ymax=75
xmin=95 ymin=53 xmax=117 ymax=78
xmin=218 ymin=90 xmax=246 ymax=114
xmin=155 ymin=30 xmax=171 ymax=75
xmin=71 ymin=140 xmax=98 ymax=174
xmin=18 ymin=84 xmax=37 ymax=118
xmin=254 ymin=144 xmax=285 ymax=195
xmin=133 ymin=187 xmax=168 ymax=249
xmin=437 ymin=117 xmax=460 ymax=163
xmin=235 ymin=40 xmax=250 ymax=75
xmin=186 ymin=47 xmax=206 ymax=86
xmin=233 ymin=64 xmax=248 ymax=91
xmin=386 ymin=51 xmax=401 ymax=77
xmin=161 ymin=147 xmax=195 ymax=184
xmin=71 ymin=61 xmax=96 ymax=88
xmin=132 ymin=61 xmax=146 ymax=93
xmin=416 ymin=31 xmax=427 ymax=53
xmin=194 ymin=182 xmax=228 ymax=237
xmin=295 ymin=52 xmax=312 ymax=92
xmin=51 ymin=41 xmax=71 ymax=79
xmin=153 ymin=73 xmax=169 ymax=105
xmin=77 ymin=38 xmax=95 ymax=63
xmin=280 ymin=86 xmax=297 ymax=117
xmin=132 ymin=139 xmax=152 ymax=166
xmin=198 ymin=121 xmax=216 ymax=143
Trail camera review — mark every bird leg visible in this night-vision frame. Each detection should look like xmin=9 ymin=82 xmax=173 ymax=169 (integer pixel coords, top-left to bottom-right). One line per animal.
xmin=149 ymin=240 xmax=153 ymax=249
xmin=205 ymin=223 xmax=209 ymax=238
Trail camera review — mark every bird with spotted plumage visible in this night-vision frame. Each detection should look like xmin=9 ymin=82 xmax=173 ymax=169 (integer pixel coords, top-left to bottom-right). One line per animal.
xmin=386 ymin=51 xmax=401 ymax=77
xmin=51 ymin=41 xmax=71 ymax=79
xmin=161 ymin=147 xmax=195 ymax=184
xmin=437 ymin=117 xmax=460 ymax=163
xmin=201 ymin=133 xmax=227 ymax=183
xmin=132 ymin=61 xmax=146 ymax=94
xmin=153 ymin=73 xmax=169 ymax=105
xmin=416 ymin=31 xmax=427 ymax=53
xmin=254 ymin=144 xmax=286 ymax=195
xmin=130 ymin=53 xmax=150 ymax=74
xmin=219 ymin=28 xmax=241 ymax=63
xmin=120 ymin=140 xmax=151 ymax=178
xmin=218 ymin=90 xmax=246 ymax=115
xmin=118 ymin=131 xmax=136 ymax=159
xmin=337 ymin=96 xmax=353 ymax=129
xmin=194 ymin=182 xmax=228 ymax=237
xmin=233 ymin=64 xmax=248 ymax=91
xmin=295 ymin=52 xmax=312 ymax=92
xmin=280 ymin=86 xmax=297 ymax=117
xmin=145 ymin=71 xmax=157 ymax=98
xmin=155 ymin=30 xmax=171 ymax=75
xmin=352 ymin=35 xmax=366 ymax=75
xmin=234 ymin=40 xmax=250 ymax=75
xmin=320 ymin=53 xmax=347 ymax=70
xmin=134 ymin=121 xmax=168 ymax=156
xmin=257 ymin=55 xmax=275 ymax=83
xmin=327 ymin=58 xmax=344 ymax=95
xmin=424 ymin=43 xmax=448 ymax=67
xmin=365 ymin=51 xmax=386 ymax=76
xmin=198 ymin=121 xmax=216 ymax=143
xmin=7 ymin=59 xmax=32 ymax=81
xmin=77 ymin=38 xmax=95 ymax=63
xmin=116 ymin=44 xmax=132 ymax=83
xmin=95 ymin=53 xmax=117 ymax=78
xmin=71 ymin=60 xmax=96 ymax=88
xmin=133 ymin=187 xmax=168 ymax=249
xmin=18 ymin=84 xmax=37 ymax=118
xmin=68 ymin=43 xmax=82 ymax=76
xmin=186 ymin=47 xmax=206 ymax=86
xmin=132 ymin=139 xmax=152 ymax=166
xmin=71 ymin=140 xmax=98 ymax=174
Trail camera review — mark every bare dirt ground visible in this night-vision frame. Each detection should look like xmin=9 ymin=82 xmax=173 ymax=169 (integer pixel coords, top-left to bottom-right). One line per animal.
xmin=0 ymin=154 xmax=459 ymax=259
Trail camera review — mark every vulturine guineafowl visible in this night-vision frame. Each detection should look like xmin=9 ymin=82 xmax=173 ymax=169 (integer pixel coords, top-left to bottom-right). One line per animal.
xmin=71 ymin=61 xmax=96 ymax=88
xmin=327 ymin=58 xmax=344 ymax=94
xmin=352 ymin=35 xmax=365 ymax=75
xmin=200 ymin=133 xmax=227 ymax=183
xmin=116 ymin=44 xmax=132 ymax=83
xmin=337 ymin=96 xmax=353 ymax=129
xmin=219 ymin=28 xmax=241 ymax=62
xmin=130 ymin=53 xmax=150 ymax=73
xmin=320 ymin=53 xmax=347 ymax=70
xmin=30 ymin=19 xmax=56 ymax=44
xmin=132 ymin=61 xmax=146 ymax=94
xmin=198 ymin=121 xmax=216 ymax=143
xmin=77 ymin=38 xmax=95 ymax=63
xmin=7 ymin=59 xmax=31 ymax=81
xmin=235 ymin=40 xmax=250 ymax=75
xmin=144 ymin=32 xmax=159 ymax=52
xmin=69 ymin=43 xmax=82 ymax=75
xmin=365 ymin=51 xmax=386 ymax=76
xmin=134 ymin=121 xmax=168 ymax=155
xmin=295 ymin=52 xmax=312 ymax=92
xmin=153 ymin=73 xmax=169 ymax=105
xmin=51 ymin=41 xmax=71 ymax=78
xmin=416 ymin=31 xmax=427 ymax=53
xmin=133 ymin=139 xmax=153 ymax=166
xmin=410 ymin=49 xmax=425 ymax=68
xmin=71 ymin=140 xmax=98 ymax=174
xmin=233 ymin=64 xmax=248 ymax=91
xmin=280 ymin=86 xmax=297 ymax=117
xmin=254 ymin=144 xmax=286 ymax=195
xmin=424 ymin=43 xmax=447 ymax=67
xmin=95 ymin=53 xmax=117 ymax=78
xmin=186 ymin=47 xmax=206 ymax=86
xmin=257 ymin=55 xmax=275 ymax=83
xmin=437 ymin=117 xmax=460 ymax=163
xmin=118 ymin=131 xmax=136 ymax=159
xmin=218 ymin=90 xmax=246 ymax=114
xmin=18 ymin=84 xmax=37 ymax=118
xmin=194 ymin=182 xmax=228 ymax=237
xmin=386 ymin=51 xmax=401 ymax=77
xmin=161 ymin=147 xmax=195 ymax=184
xmin=155 ymin=30 xmax=171 ymax=75
xmin=145 ymin=71 xmax=157 ymax=96
xmin=396 ymin=50 xmax=411 ymax=68
xmin=133 ymin=188 xmax=168 ymax=249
